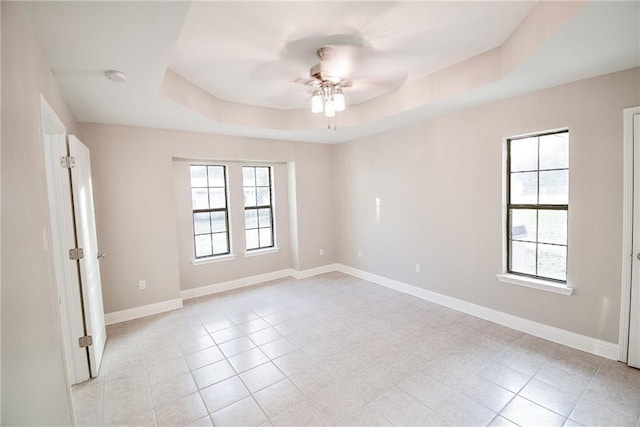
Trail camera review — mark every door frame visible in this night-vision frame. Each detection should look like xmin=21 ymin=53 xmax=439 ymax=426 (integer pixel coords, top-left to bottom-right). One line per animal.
xmin=619 ymin=105 xmax=640 ymax=362
xmin=40 ymin=95 xmax=90 ymax=384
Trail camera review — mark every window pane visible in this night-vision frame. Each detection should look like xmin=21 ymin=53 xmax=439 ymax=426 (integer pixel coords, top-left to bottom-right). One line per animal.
xmin=256 ymin=167 xmax=270 ymax=186
xmin=538 ymin=210 xmax=567 ymax=245
xmin=193 ymin=212 xmax=211 ymax=234
xmin=257 ymin=188 xmax=271 ymax=206
xmin=208 ymin=166 xmax=225 ymax=187
xmin=211 ymin=211 xmax=227 ymax=233
xmin=195 ymin=235 xmax=213 ymax=258
xmin=243 ymin=167 xmax=255 ymax=187
xmin=190 ymin=166 xmax=207 ymax=187
xmin=192 ymin=188 xmax=209 ymax=210
xmin=510 ymin=241 xmax=536 ymax=276
xmin=539 ymin=170 xmax=568 ymax=204
xmin=539 ymin=133 xmax=568 ymax=170
xmin=209 ymin=188 xmax=226 ymax=209
xmin=243 ymin=165 xmax=274 ymax=251
xmin=510 ymin=172 xmax=538 ymax=204
xmin=258 ymin=208 xmax=271 ymax=228
xmin=510 ymin=137 xmax=538 ymax=172
xmin=538 ymin=244 xmax=567 ymax=281
xmin=244 ymin=188 xmax=257 ymax=207
xmin=190 ymin=164 xmax=229 ymax=259
xmin=246 ymin=229 xmax=259 ymax=250
xmin=510 ymin=209 xmax=536 ymax=242
xmin=259 ymin=227 xmax=273 ymax=247
xmin=245 ymin=209 xmax=258 ymax=229
xmin=212 ymin=232 xmax=228 ymax=255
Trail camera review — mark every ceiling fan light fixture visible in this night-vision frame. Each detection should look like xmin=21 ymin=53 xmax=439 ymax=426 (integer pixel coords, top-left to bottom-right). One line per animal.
xmin=304 ymin=46 xmax=351 ymax=120
xmin=311 ymin=91 xmax=323 ymax=113
xmin=334 ymin=88 xmax=345 ymax=112
xmin=324 ymin=99 xmax=336 ymax=118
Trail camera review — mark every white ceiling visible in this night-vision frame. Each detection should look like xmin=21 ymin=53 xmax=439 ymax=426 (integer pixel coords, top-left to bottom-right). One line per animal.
xmin=23 ymin=1 xmax=640 ymax=144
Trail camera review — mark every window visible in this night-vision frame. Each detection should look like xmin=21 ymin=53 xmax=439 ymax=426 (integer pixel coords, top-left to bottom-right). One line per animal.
xmin=190 ymin=165 xmax=230 ymax=258
xmin=507 ymin=130 xmax=568 ymax=282
xmin=243 ymin=166 xmax=274 ymax=251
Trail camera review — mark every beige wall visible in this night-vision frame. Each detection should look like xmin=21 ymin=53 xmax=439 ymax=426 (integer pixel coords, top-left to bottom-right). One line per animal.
xmin=335 ymin=67 xmax=640 ymax=344
xmin=1 ymin=3 xmax=76 ymax=424
xmin=74 ymin=125 xmax=183 ymax=313
xmin=78 ymin=123 xmax=336 ymax=313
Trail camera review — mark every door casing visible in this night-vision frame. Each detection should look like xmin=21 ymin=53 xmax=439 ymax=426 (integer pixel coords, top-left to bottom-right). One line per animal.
xmin=620 ymin=105 xmax=640 ymax=365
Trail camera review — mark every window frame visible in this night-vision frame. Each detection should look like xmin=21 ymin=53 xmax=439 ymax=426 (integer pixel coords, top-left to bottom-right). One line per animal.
xmin=190 ymin=164 xmax=232 ymax=259
xmin=242 ymin=165 xmax=275 ymax=251
xmin=506 ymin=129 xmax=569 ymax=284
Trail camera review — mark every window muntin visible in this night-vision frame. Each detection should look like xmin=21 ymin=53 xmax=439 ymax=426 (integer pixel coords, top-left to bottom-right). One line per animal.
xmin=507 ymin=130 xmax=568 ymax=282
xmin=243 ymin=166 xmax=274 ymax=251
xmin=190 ymin=165 xmax=230 ymax=258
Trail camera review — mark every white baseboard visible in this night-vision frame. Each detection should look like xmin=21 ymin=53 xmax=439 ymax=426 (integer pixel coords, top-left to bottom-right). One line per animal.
xmin=180 ymin=269 xmax=292 ymax=300
xmin=336 ymin=264 xmax=619 ymax=360
xmin=291 ymin=263 xmax=339 ymax=279
xmin=105 ymin=298 xmax=183 ymax=325
xmin=180 ymin=264 xmax=340 ymax=300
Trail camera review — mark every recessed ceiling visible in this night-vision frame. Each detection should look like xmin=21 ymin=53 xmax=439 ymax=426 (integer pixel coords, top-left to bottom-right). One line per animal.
xmin=170 ymin=1 xmax=535 ymax=110
xmin=23 ymin=1 xmax=640 ymax=144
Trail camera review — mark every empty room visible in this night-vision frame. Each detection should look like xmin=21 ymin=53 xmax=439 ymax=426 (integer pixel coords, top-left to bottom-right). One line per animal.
xmin=2 ymin=1 xmax=640 ymax=426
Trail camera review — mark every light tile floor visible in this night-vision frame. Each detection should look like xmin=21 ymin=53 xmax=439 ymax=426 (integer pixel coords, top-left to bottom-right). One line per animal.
xmin=72 ymin=272 xmax=640 ymax=426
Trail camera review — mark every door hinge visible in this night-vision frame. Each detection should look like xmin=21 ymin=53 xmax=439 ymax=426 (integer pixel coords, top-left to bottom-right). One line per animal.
xmin=78 ymin=335 xmax=93 ymax=348
xmin=60 ymin=156 xmax=75 ymax=168
xmin=68 ymin=248 xmax=84 ymax=260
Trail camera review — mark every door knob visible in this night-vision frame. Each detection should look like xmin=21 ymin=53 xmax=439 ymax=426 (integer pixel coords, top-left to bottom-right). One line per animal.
xmin=97 ymin=252 xmax=106 ymax=260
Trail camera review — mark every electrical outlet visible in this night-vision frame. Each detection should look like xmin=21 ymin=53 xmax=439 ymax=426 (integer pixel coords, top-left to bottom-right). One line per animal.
xmin=358 ymin=250 xmax=362 ymax=258
xmin=415 ymin=264 xmax=421 ymax=273
xmin=319 ymin=248 xmax=324 ymax=256
xmin=138 ymin=280 xmax=146 ymax=290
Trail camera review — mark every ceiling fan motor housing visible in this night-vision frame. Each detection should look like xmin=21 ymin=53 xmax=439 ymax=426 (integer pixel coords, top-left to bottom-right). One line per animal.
xmin=310 ymin=62 xmax=345 ymax=85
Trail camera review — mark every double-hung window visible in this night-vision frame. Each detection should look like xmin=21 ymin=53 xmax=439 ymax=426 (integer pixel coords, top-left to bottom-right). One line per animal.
xmin=507 ymin=130 xmax=569 ymax=282
xmin=190 ymin=165 xmax=231 ymax=258
xmin=243 ymin=166 xmax=274 ymax=251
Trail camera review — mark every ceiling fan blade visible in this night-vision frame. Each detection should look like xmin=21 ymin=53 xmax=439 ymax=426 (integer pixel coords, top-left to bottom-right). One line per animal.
xmin=282 ymin=34 xmax=366 ymax=62
xmin=290 ymin=76 xmax=318 ymax=86
xmin=350 ymin=72 xmax=408 ymax=91
xmin=340 ymin=71 xmax=408 ymax=105
xmin=249 ymin=61 xmax=302 ymax=81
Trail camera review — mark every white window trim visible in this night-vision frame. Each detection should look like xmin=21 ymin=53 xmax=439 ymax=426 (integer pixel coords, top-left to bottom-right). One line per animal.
xmin=244 ymin=247 xmax=280 ymax=257
xmin=242 ymin=165 xmax=276 ymax=252
xmin=192 ymin=253 xmax=236 ymax=266
xmin=190 ymin=163 xmax=232 ymax=260
xmin=499 ymin=131 xmax=573 ymax=297
xmin=496 ymin=273 xmax=573 ymax=296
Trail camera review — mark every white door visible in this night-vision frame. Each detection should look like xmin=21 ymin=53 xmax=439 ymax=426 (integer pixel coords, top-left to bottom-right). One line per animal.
xmin=630 ymin=113 xmax=640 ymax=368
xmin=41 ymin=100 xmax=91 ymax=385
xmin=69 ymin=135 xmax=107 ymax=377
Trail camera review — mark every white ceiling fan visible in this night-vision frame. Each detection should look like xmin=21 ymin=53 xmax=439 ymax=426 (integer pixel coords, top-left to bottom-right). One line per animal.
xmin=292 ymin=46 xmax=353 ymax=118
xmin=287 ymin=37 xmax=408 ymax=119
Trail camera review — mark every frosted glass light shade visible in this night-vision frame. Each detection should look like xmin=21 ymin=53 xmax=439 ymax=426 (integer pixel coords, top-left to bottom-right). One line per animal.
xmin=311 ymin=92 xmax=323 ymax=113
xmin=324 ymin=100 xmax=335 ymax=117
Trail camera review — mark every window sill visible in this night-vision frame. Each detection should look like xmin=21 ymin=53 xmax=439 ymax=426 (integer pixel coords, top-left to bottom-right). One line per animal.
xmin=496 ymin=273 xmax=573 ymax=296
xmin=192 ymin=254 xmax=236 ymax=266
xmin=244 ymin=247 xmax=279 ymax=258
